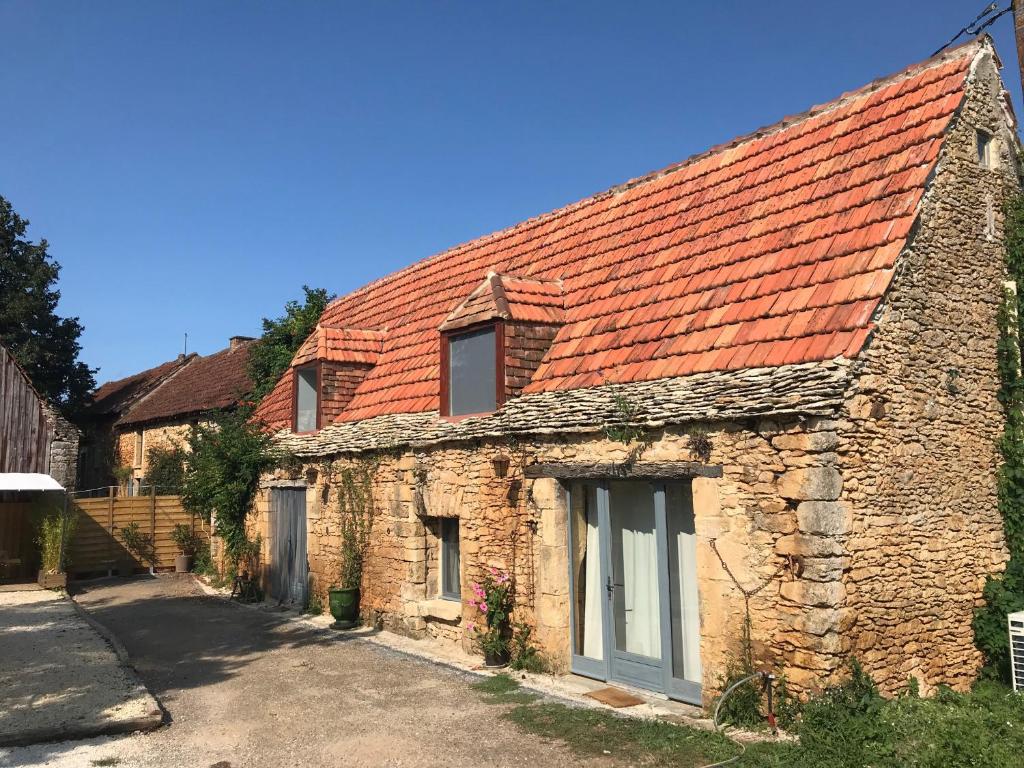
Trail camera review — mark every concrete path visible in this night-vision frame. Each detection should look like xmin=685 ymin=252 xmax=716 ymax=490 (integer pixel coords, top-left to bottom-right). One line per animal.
xmin=0 ymin=576 xmax=590 ymax=768
xmin=0 ymin=585 xmax=161 ymax=748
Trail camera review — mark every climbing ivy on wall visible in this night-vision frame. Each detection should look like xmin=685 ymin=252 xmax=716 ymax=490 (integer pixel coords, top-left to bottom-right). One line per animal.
xmin=974 ymin=192 xmax=1024 ymax=681
xmin=180 ymin=407 xmax=283 ymax=573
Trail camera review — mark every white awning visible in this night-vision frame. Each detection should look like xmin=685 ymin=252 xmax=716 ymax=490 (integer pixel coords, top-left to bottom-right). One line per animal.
xmin=0 ymin=473 xmax=65 ymax=492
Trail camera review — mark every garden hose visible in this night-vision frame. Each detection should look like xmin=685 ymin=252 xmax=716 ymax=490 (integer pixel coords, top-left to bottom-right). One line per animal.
xmin=699 ymin=670 xmax=776 ymax=768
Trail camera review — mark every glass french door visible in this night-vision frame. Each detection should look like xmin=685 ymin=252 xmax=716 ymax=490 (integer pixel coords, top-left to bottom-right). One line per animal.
xmin=568 ymin=480 xmax=702 ymax=704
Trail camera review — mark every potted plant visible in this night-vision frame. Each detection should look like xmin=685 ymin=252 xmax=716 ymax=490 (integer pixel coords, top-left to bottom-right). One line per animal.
xmin=35 ymin=500 xmax=77 ymax=590
xmin=468 ymin=567 xmax=513 ymax=667
xmin=329 ymin=466 xmax=376 ymax=629
xmin=171 ymin=523 xmax=199 ymax=573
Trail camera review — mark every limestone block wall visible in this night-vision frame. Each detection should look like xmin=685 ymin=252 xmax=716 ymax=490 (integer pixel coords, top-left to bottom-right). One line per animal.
xmin=255 ymin=417 xmax=857 ymax=701
xmin=837 ymin=51 xmax=1015 ymax=695
xmin=114 ymin=422 xmax=192 ymax=486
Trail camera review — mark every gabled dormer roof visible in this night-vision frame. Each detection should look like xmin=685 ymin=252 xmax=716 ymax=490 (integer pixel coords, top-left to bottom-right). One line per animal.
xmin=292 ymin=325 xmax=385 ymax=367
xmin=440 ymin=273 xmax=565 ymax=332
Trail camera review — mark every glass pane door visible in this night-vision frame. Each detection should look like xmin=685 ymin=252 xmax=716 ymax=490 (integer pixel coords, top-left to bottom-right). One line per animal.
xmin=570 ymin=483 xmax=606 ymax=678
xmin=666 ymin=484 xmax=702 ymax=702
xmin=607 ymin=481 xmax=665 ymax=690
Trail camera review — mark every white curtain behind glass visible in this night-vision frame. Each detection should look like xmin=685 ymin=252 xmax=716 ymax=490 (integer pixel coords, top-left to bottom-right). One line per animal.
xmin=582 ymin=500 xmax=603 ymax=659
xmin=614 ymin=483 xmax=660 ymax=658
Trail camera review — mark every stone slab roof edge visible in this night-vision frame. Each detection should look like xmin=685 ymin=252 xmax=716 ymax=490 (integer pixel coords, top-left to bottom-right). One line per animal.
xmin=273 ymin=359 xmax=852 ymax=457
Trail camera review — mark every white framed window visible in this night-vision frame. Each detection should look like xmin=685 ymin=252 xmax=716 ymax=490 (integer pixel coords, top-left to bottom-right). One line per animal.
xmin=133 ymin=431 xmax=144 ymax=468
xmin=440 ymin=517 xmax=461 ymax=600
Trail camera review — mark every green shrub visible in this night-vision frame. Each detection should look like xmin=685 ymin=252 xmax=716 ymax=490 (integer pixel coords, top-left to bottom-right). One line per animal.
xmin=170 ymin=523 xmax=201 ymax=556
xmin=119 ymin=521 xmax=157 ymax=568
xmin=180 ymin=407 xmax=280 ymax=572
xmin=143 ymin=444 xmax=186 ymax=492
xmin=191 ymin=538 xmax=216 ymax=576
xmin=508 ymin=621 xmax=547 ymax=673
xmin=34 ymin=499 xmax=78 ymax=573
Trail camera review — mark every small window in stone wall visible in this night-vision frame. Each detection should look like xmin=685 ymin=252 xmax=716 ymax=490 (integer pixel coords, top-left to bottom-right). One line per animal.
xmin=133 ymin=431 xmax=143 ymax=468
xmin=440 ymin=517 xmax=461 ymax=600
xmin=977 ymin=129 xmax=998 ymax=169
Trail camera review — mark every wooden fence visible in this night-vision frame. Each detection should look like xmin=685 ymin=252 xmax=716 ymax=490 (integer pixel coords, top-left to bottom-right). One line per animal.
xmin=69 ymin=491 xmax=208 ymax=576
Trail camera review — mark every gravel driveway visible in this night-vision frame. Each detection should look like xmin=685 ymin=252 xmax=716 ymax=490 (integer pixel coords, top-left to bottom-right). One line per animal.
xmin=0 ymin=576 xmax=588 ymax=768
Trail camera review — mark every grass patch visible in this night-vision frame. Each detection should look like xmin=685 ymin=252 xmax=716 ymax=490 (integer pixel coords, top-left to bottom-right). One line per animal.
xmin=470 ymin=673 xmax=541 ymax=705
xmin=508 ymin=703 xmax=739 ymax=767
xmin=90 ymin=759 xmax=120 ymax=767
xmin=470 ymin=674 xmax=738 ymax=767
xmin=738 ymin=678 xmax=1024 ymax=768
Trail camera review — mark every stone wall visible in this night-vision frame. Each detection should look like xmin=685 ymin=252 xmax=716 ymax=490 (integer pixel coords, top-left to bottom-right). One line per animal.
xmin=114 ymin=422 xmax=191 ymax=487
xmin=42 ymin=404 xmax=79 ymax=491
xmin=254 ymin=417 xmax=854 ymax=703
xmin=836 ymin=50 xmax=1015 ymax=695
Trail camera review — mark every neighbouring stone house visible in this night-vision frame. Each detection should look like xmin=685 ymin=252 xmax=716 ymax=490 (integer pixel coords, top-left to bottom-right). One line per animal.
xmin=77 ymin=353 xmax=195 ymax=489
xmin=251 ymin=39 xmax=1020 ymax=705
xmin=89 ymin=337 xmax=255 ymax=493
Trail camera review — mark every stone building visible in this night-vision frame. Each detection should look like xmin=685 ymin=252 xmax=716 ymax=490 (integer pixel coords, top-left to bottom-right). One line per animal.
xmin=83 ymin=337 xmax=255 ymax=493
xmin=77 ymin=354 xmax=195 ymax=489
xmin=252 ymin=39 xmax=1019 ymax=704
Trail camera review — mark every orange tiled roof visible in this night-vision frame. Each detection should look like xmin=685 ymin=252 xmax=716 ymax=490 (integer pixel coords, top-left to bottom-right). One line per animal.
xmin=256 ymin=43 xmax=979 ymax=430
xmin=119 ymin=341 xmax=255 ymax=426
xmin=86 ymin=355 xmax=195 ymax=417
xmin=292 ymin=326 xmax=385 ymax=367
xmin=440 ymin=273 xmax=565 ymax=332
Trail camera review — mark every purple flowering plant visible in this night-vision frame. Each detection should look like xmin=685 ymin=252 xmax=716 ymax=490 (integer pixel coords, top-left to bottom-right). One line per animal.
xmin=468 ymin=567 xmax=513 ymax=658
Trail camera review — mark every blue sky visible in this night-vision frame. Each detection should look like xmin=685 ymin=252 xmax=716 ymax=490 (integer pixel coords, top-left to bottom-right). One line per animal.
xmin=2 ymin=1 xmax=1020 ymax=383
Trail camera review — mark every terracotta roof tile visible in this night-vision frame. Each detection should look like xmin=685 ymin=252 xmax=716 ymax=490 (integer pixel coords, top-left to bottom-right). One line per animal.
xmin=120 ymin=341 xmax=255 ymax=426
xmin=251 ymin=42 xmax=980 ymax=429
xmin=87 ymin=355 xmax=194 ymax=417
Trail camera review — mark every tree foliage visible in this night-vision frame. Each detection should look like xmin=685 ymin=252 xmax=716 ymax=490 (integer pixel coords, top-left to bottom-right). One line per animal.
xmin=179 ymin=407 xmax=281 ymax=568
xmin=247 ymin=285 xmax=332 ymax=402
xmin=0 ymin=195 xmax=95 ymax=413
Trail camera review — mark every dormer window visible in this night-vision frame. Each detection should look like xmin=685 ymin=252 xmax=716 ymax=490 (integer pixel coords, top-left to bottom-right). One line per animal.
xmin=294 ymin=364 xmax=320 ymax=433
xmin=442 ymin=324 xmax=503 ymax=417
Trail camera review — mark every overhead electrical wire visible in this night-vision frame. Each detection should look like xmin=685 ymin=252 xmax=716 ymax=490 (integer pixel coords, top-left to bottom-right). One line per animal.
xmin=932 ymin=3 xmax=1012 ymax=56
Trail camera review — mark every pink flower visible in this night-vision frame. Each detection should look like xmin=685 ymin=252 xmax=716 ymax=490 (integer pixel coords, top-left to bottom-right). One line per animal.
xmin=466 ymin=622 xmax=475 ymax=631
xmin=479 ymin=602 xmax=488 ymax=612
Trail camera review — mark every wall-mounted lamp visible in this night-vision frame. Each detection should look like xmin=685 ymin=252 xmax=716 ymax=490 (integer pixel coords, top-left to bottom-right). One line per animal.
xmin=492 ymin=455 xmax=511 ymax=478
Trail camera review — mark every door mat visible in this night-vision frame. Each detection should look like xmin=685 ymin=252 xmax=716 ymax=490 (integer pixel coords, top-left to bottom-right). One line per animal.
xmin=585 ymin=686 xmax=646 ymax=708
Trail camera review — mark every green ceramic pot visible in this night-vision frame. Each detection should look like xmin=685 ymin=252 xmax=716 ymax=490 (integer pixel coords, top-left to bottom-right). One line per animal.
xmin=329 ymin=587 xmax=360 ymax=629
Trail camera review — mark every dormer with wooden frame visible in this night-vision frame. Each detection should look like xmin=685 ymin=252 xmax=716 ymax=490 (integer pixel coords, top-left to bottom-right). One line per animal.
xmin=439 ymin=273 xmax=563 ymax=419
xmin=289 ymin=325 xmax=384 ymax=433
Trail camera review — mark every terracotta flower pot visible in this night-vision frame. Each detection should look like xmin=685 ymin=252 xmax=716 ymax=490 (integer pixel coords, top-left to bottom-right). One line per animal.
xmin=329 ymin=587 xmax=360 ymax=629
